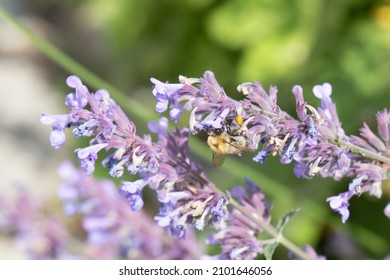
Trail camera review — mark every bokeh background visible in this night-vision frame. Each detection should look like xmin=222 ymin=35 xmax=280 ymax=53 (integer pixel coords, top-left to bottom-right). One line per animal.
xmin=1 ymin=0 xmax=390 ymax=259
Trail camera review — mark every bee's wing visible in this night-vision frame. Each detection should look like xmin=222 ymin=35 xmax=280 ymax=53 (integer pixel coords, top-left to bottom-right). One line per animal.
xmin=224 ymin=139 xmax=255 ymax=154
xmin=212 ymin=151 xmax=227 ymax=167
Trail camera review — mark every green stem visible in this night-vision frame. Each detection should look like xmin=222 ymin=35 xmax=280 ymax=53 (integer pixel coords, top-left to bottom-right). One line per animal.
xmin=346 ymin=141 xmax=390 ymax=165
xmin=204 ymin=180 xmax=314 ymax=260
xmin=228 ymin=198 xmax=315 ymax=260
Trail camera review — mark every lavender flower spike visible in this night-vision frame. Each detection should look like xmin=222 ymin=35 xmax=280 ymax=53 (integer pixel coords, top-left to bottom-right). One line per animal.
xmin=150 ymin=71 xmax=389 ymax=222
xmin=41 ymin=75 xmax=230 ymax=243
xmin=57 ymin=160 xmax=201 ymax=259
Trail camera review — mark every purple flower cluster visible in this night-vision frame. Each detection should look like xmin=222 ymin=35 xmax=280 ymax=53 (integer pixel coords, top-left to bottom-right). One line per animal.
xmin=0 ymin=185 xmax=71 ymax=259
xmin=40 ymin=73 xmax=387 ymax=259
xmin=57 ymin=161 xmax=200 ymax=259
xmin=0 ymin=163 xmax=201 ymax=259
xmin=205 ymin=179 xmax=271 ymax=259
xmin=41 ymin=76 xmax=229 ymax=242
xmin=150 ymin=71 xmax=390 ymax=223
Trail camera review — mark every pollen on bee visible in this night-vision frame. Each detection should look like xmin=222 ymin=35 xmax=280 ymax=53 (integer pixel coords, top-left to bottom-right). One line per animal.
xmin=235 ymin=115 xmax=243 ymax=125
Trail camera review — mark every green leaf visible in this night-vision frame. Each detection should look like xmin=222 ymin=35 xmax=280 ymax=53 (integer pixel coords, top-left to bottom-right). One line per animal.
xmin=276 ymin=208 xmax=300 ymax=232
xmin=264 ymin=242 xmax=279 ymax=260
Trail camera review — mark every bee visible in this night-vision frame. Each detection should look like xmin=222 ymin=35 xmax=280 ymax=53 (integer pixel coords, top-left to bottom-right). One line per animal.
xmin=205 ymin=115 xmax=254 ymax=167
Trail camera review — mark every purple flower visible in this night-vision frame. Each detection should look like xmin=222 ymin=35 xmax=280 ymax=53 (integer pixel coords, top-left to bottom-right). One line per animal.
xmin=40 ymin=114 xmax=71 ymax=149
xmin=76 ymin=143 xmax=108 ymax=175
xmin=119 ymin=180 xmax=147 ymax=212
xmin=151 ymin=71 xmax=241 ymax=131
xmin=326 ymin=190 xmax=355 ymax=223
xmin=65 ymin=75 xmax=88 ymax=109
xmin=150 ymin=78 xmax=190 ymax=122
xmin=313 ymin=82 xmax=332 ymax=99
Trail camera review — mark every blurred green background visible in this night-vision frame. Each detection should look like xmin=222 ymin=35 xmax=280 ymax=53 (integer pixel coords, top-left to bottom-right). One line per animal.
xmin=1 ymin=0 xmax=390 ymax=259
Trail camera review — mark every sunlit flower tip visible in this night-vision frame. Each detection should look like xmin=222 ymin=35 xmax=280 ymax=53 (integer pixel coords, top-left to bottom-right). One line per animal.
xmin=127 ymin=147 xmax=147 ymax=174
xmin=237 ymin=82 xmax=252 ymax=95
xmin=194 ymin=208 xmax=210 ymax=231
xmin=326 ymin=191 xmax=354 ymax=223
xmin=178 ymin=75 xmax=200 ymax=85
xmin=307 ymin=156 xmax=322 ymax=177
xmin=313 ymin=82 xmax=332 ymax=99
xmin=49 ymin=127 xmax=66 ymax=149
xmin=108 ymin=158 xmax=127 ymax=178
xmin=384 ymin=202 xmax=390 ymax=219
xmin=308 ymin=116 xmax=318 ymax=137
xmin=65 ymin=75 xmax=83 ymax=88
xmin=369 ymin=181 xmax=382 ymax=198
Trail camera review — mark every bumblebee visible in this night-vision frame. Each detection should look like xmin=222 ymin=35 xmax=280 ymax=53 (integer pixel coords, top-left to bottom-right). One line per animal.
xmin=206 ymin=115 xmax=254 ymax=167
